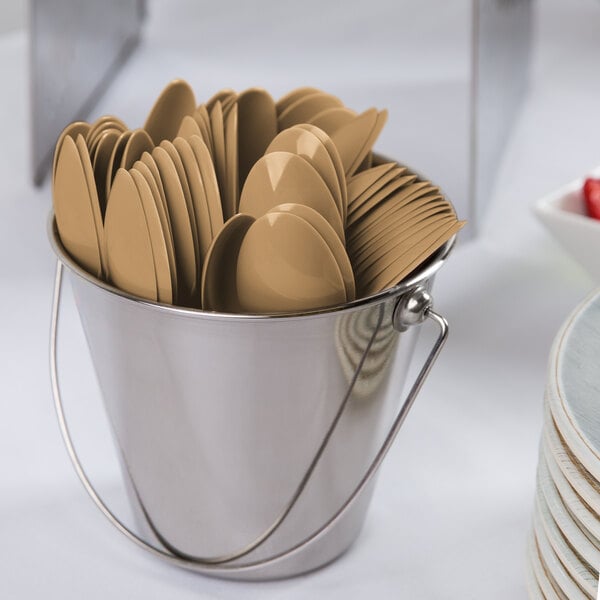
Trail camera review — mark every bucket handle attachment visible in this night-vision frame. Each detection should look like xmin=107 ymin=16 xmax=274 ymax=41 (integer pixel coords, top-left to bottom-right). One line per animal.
xmin=50 ymin=260 xmax=448 ymax=575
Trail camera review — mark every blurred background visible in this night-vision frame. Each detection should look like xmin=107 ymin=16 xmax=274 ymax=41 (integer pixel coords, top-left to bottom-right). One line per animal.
xmin=1 ymin=0 xmax=600 ymax=598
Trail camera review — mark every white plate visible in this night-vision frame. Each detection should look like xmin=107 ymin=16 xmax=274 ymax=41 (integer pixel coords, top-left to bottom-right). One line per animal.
xmin=538 ymin=457 xmax=600 ymax=570
xmin=543 ymin=406 xmax=600 ymax=520
xmin=533 ymin=169 xmax=600 ymax=280
xmin=527 ymin=531 xmax=566 ymax=600
xmin=535 ymin=487 xmax=597 ymax=597
xmin=545 ymin=291 xmax=600 ymax=483
xmin=542 ymin=440 xmax=600 ymax=545
xmin=532 ymin=504 xmax=590 ymax=599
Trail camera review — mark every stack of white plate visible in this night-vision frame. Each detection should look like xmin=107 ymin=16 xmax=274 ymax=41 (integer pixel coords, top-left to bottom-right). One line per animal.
xmin=527 ymin=292 xmax=600 ymax=599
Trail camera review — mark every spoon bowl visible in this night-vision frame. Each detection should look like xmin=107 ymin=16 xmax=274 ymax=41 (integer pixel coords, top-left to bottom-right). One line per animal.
xmin=201 ymin=213 xmax=255 ymax=311
xmin=236 ymin=211 xmax=347 ymax=313
xmin=266 ymin=127 xmax=344 ymax=221
xmin=144 ymin=79 xmax=196 ymax=144
xmin=239 ymin=151 xmax=344 ymax=241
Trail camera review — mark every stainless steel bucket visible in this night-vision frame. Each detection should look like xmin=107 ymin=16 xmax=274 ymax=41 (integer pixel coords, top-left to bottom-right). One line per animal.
xmin=49 ymin=206 xmax=454 ymax=580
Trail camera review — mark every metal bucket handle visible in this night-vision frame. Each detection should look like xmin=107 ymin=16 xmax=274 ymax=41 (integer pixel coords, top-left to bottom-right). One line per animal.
xmin=50 ymin=259 xmax=448 ymax=576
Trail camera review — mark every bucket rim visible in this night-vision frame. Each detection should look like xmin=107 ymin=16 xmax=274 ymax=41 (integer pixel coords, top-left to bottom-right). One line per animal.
xmin=48 ymin=214 xmax=454 ymax=321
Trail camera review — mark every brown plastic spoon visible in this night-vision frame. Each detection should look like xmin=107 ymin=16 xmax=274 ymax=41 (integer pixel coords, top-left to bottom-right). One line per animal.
xmin=347 ymin=174 xmax=419 ymax=227
xmin=209 ymin=101 xmax=229 ymax=218
xmin=120 ymin=129 xmax=154 ymax=170
xmin=236 ymin=211 xmax=347 ymax=314
xmin=53 ymin=135 xmax=102 ymax=278
xmin=75 ymin=134 xmax=107 ymax=277
xmin=193 ymin=105 xmax=214 ymax=154
xmin=206 ymin=89 xmax=236 ymax=111
xmin=224 ymin=103 xmax=239 ymax=217
xmin=144 ymin=79 xmax=196 ymax=144
xmin=278 ymin=92 xmax=343 ymax=131
xmin=53 ymin=121 xmax=90 ymax=183
xmin=173 ymin=137 xmax=213 ymax=264
xmin=276 ymin=86 xmax=321 ymax=114
xmin=347 ymin=163 xmax=398 ymax=204
xmin=347 ymin=110 xmax=388 ymax=176
xmin=353 ymin=205 xmax=452 ymax=272
xmin=358 ymin=217 xmax=458 ymax=284
xmin=189 ymin=135 xmax=224 ymax=236
xmin=237 ymin=88 xmax=277 ymax=189
xmin=140 ymin=152 xmax=174 ymax=247
xmin=105 ymin=130 xmax=133 ymax=196
xmin=362 ymin=220 xmax=465 ymax=296
xmin=266 ymin=127 xmax=344 ymax=221
xmin=91 ymin=130 xmax=120 ymax=217
xmin=160 ymin=140 xmax=202 ymax=288
xmin=350 ymin=195 xmax=447 ymax=258
xmin=270 ymin=203 xmax=355 ymax=301
xmin=201 ymin=213 xmax=255 ymax=312
xmin=133 ymin=158 xmax=178 ymax=300
xmin=348 ymin=181 xmax=436 ymax=242
xmin=130 ymin=168 xmax=172 ymax=304
xmin=308 ymin=106 xmax=356 ymax=135
xmin=177 ymin=115 xmax=203 ymax=141
xmin=86 ymin=116 xmax=127 ymax=159
xmin=294 ymin=123 xmax=348 ymax=223
xmin=104 ymin=169 xmax=158 ymax=301
xmin=221 ymin=93 xmax=237 ymax=118
xmin=152 ymin=146 xmax=198 ymax=304
xmin=239 ymin=151 xmax=344 ymax=241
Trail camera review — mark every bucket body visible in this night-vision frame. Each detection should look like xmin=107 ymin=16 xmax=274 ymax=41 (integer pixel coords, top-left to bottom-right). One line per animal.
xmin=54 ymin=222 xmax=450 ymax=580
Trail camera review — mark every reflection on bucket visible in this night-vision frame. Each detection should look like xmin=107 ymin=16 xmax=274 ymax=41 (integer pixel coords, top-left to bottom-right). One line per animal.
xmin=336 ymin=301 xmax=398 ymax=400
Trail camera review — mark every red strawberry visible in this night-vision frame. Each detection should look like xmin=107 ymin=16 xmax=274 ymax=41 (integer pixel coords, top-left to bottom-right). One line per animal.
xmin=583 ymin=178 xmax=600 ymax=220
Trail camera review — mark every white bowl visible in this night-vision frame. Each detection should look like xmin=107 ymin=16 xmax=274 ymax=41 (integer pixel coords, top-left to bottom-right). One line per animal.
xmin=534 ymin=172 xmax=600 ymax=280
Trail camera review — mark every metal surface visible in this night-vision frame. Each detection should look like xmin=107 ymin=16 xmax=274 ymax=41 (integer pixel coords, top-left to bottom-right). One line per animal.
xmin=49 ymin=217 xmax=452 ymax=579
xmin=28 ymin=0 xmax=532 ymax=223
xmin=30 ymin=0 xmax=145 ymax=185
xmin=392 ymin=286 xmax=433 ymax=332
xmin=470 ymin=0 xmax=533 ymax=232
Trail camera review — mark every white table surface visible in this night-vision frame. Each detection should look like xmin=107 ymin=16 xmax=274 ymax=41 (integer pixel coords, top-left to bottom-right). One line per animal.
xmin=2 ymin=1 xmax=600 ymax=597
